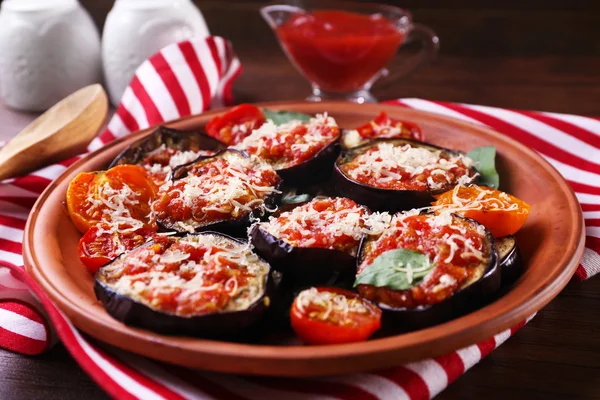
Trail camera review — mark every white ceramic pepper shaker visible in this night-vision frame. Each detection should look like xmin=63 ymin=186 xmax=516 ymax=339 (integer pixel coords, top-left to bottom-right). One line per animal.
xmin=0 ymin=0 xmax=102 ymax=112
xmin=102 ymin=0 xmax=210 ymax=106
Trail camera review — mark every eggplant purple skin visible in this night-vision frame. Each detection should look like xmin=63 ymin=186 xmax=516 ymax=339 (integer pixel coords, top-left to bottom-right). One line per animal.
xmin=94 ymin=232 xmax=278 ymax=338
xmin=497 ymin=235 xmax=523 ymax=285
xmin=109 ymin=126 xmax=226 ymax=168
xmin=331 ymin=138 xmax=477 ymax=213
xmin=274 ymin=139 xmax=341 ymax=185
xmin=356 ymin=215 xmax=501 ymax=330
xmin=250 ymin=225 xmax=356 ymax=286
xmin=156 ymin=149 xmax=282 ymax=238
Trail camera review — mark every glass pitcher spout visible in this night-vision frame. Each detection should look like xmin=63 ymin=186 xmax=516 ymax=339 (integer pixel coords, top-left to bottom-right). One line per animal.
xmin=260 ymin=4 xmax=306 ymax=29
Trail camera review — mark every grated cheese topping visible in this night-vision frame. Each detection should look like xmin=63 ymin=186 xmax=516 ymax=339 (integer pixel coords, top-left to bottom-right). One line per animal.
xmin=234 ymin=113 xmax=339 ymax=169
xmin=257 ymin=197 xmax=392 ymax=254
xmin=433 ymin=184 xmax=524 ymax=214
xmin=342 ymin=142 xmax=475 ymax=191
xmin=295 ymin=287 xmax=370 ymax=326
xmin=88 ymin=181 xmax=149 ymax=236
xmin=100 ymin=234 xmax=270 ymax=316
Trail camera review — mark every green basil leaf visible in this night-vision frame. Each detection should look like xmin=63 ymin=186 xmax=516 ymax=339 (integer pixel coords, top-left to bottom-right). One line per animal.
xmin=466 ymin=146 xmax=500 ymax=189
xmin=354 ymin=249 xmax=435 ymax=291
xmin=263 ymin=109 xmax=311 ymax=125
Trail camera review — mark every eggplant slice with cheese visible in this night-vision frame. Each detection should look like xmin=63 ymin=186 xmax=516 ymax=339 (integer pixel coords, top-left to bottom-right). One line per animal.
xmin=234 ymin=114 xmax=341 ymax=185
xmin=250 ymin=197 xmax=369 ymax=286
xmin=355 ymin=212 xmax=501 ymax=330
xmin=153 ymin=149 xmax=282 ymax=236
xmin=95 ymin=232 xmax=275 ymax=337
xmin=332 ymin=138 xmax=477 ymax=213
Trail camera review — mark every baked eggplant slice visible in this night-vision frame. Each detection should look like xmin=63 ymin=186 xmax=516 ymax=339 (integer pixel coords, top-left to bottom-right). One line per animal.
xmin=332 ymin=138 xmax=477 ymax=212
xmin=109 ymin=126 xmax=226 ymax=185
xmin=250 ymin=197 xmax=368 ymax=286
xmin=496 ymin=235 xmax=523 ymax=285
xmin=153 ymin=149 xmax=282 ymax=236
xmin=234 ymin=114 xmax=341 ymax=185
xmin=94 ymin=232 xmax=275 ymax=337
xmin=355 ymin=212 xmax=501 ymax=330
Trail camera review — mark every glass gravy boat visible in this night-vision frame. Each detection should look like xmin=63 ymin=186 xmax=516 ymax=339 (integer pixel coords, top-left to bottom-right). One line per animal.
xmin=261 ymin=0 xmax=439 ymax=103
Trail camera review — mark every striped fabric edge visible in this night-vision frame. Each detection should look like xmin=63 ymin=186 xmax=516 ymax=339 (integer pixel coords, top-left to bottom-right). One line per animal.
xmin=385 ymin=99 xmax=600 ymax=280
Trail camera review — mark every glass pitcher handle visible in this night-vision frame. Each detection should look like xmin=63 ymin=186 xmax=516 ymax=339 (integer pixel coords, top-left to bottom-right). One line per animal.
xmin=374 ymin=23 xmax=440 ymax=88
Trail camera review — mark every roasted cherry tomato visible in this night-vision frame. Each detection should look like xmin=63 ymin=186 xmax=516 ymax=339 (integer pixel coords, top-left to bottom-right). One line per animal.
xmin=205 ymin=104 xmax=266 ymax=145
xmin=356 ymin=112 xmax=422 ymax=141
xmin=433 ymin=185 xmax=531 ymax=238
xmin=291 ymin=287 xmax=382 ymax=345
xmin=66 ymin=165 xmax=157 ymax=234
xmin=78 ymin=225 xmax=153 ymax=274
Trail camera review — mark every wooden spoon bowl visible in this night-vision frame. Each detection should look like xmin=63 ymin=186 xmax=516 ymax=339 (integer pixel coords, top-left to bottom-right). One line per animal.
xmin=0 ymin=84 xmax=108 ymax=181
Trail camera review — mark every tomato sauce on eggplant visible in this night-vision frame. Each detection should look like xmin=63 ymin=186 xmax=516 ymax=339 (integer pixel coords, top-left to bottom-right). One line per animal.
xmin=341 ymin=141 xmax=475 ymax=191
xmin=235 ymin=114 xmax=340 ymax=170
xmin=96 ymin=233 xmax=270 ymax=317
xmin=153 ymin=150 xmax=281 ymax=233
xmin=357 ymin=213 xmax=492 ymax=309
xmin=258 ymin=197 xmax=367 ymax=255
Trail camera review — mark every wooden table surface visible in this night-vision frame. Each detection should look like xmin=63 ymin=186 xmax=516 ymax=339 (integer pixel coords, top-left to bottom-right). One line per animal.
xmin=1 ymin=1 xmax=599 ymax=399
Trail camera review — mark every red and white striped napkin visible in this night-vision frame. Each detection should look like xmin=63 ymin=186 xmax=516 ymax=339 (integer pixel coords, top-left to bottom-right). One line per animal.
xmin=1 ymin=36 xmax=599 ymax=399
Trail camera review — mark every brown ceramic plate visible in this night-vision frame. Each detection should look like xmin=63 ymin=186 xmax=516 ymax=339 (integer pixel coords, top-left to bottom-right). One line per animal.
xmin=23 ymin=102 xmax=585 ymax=376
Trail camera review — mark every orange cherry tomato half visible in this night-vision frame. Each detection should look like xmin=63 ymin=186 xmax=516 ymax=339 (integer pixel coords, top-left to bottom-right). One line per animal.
xmin=432 ymin=185 xmax=531 ymax=238
xmin=356 ymin=112 xmax=423 ymax=141
xmin=66 ymin=164 xmax=158 ymax=234
xmin=78 ymin=225 xmax=153 ymax=274
xmin=205 ymin=104 xmax=266 ymax=145
xmin=290 ymin=287 xmax=382 ymax=345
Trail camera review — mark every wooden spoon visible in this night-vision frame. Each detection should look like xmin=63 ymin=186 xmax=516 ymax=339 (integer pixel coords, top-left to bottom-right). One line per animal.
xmin=0 ymin=84 xmax=108 ymax=181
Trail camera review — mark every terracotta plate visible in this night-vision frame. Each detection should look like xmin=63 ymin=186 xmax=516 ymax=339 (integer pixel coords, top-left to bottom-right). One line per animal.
xmin=23 ymin=102 xmax=585 ymax=376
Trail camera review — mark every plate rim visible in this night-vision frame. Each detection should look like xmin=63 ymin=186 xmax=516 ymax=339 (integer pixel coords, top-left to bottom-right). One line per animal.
xmin=23 ymin=101 xmax=585 ymax=376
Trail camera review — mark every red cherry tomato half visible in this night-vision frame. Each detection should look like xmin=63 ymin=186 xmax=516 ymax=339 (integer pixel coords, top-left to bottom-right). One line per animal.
xmin=291 ymin=287 xmax=382 ymax=345
xmin=356 ymin=112 xmax=422 ymax=141
xmin=78 ymin=225 xmax=153 ymax=274
xmin=205 ymin=104 xmax=266 ymax=145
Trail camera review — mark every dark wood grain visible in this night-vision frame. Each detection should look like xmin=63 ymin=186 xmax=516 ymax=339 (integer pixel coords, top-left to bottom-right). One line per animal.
xmin=1 ymin=0 xmax=599 ymax=398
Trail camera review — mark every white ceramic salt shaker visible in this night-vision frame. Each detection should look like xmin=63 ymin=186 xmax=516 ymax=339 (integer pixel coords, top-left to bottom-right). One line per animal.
xmin=0 ymin=0 xmax=102 ymax=112
xmin=102 ymin=0 xmax=210 ymax=106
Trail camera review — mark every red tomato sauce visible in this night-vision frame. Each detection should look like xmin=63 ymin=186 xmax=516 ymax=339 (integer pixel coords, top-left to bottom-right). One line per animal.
xmin=277 ymin=10 xmax=405 ymax=92
xmin=357 ymin=215 xmax=489 ymax=308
